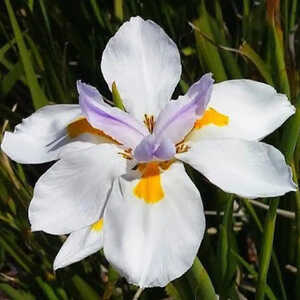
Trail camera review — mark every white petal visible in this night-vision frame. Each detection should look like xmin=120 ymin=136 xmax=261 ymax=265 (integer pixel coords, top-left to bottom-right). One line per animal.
xmin=176 ymin=139 xmax=297 ymax=198
xmin=29 ymin=144 xmax=128 ymax=235
xmin=54 ymin=222 xmax=103 ymax=270
xmin=101 ymin=16 xmax=181 ymax=121
xmin=1 ymin=105 xmax=81 ymax=163
xmin=104 ymin=162 xmax=205 ymax=287
xmin=188 ymin=80 xmax=295 ymax=142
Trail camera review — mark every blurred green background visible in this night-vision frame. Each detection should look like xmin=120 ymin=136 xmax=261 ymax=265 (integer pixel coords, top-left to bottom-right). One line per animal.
xmin=0 ymin=0 xmax=300 ymax=299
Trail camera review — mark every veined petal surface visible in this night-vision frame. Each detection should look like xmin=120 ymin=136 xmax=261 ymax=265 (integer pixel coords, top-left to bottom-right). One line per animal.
xmin=54 ymin=220 xmax=104 ymax=270
xmin=104 ymin=162 xmax=205 ymax=287
xmin=101 ymin=16 xmax=181 ymax=121
xmin=176 ymin=139 xmax=297 ymax=198
xmin=78 ymin=81 xmax=147 ymax=149
xmin=188 ymin=80 xmax=295 ymax=142
xmin=1 ymin=105 xmax=81 ymax=164
xmin=153 ymin=73 xmax=213 ymax=144
xmin=133 ymin=135 xmax=175 ymax=162
xmin=29 ymin=144 xmax=128 ymax=235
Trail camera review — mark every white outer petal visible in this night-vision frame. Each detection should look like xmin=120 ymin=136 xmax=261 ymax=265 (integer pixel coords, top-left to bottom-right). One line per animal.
xmin=1 ymin=105 xmax=81 ymax=163
xmin=54 ymin=224 xmax=103 ymax=270
xmin=101 ymin=16 xmax=181 ymax=121
xmin=29 ymin=143 xmax=128 ymax=235
xmin=104 ymin=162 xmax=205 ymax=287
xmin=176 ymin=139 xmax=297 ymax=198
xmin=188 ymin=80 xmax=295 ymax=142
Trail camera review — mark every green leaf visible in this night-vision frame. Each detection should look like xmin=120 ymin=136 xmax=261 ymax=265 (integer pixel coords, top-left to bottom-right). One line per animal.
xmin=72 ymin=275 xmax=99 ymax=300
xmin=112 ymin=81 xmax=125 ymax=110
xmin=90 ymin=0 xmax=105 ymax=27
xmin=0 ymin=283 xmax=35 ymax=300
xmin=0 ymin=235 xmax=32 ymax=272
xmin=0 ymin=59 xmax=24 ymax=96
xmin=193 ymin=1 xmax=227 ymax=82
xmin=165 ymin=283 xmax=182 ymax=300
xmin=266 ymin=0 xmax=290 ymax=97
xmin=185 ymin=258 xmax=217 ymax=300
xmin=114 ymin=0 xmax=123 ymax=21
xmin=35 ymin=277 xmax=60 ymax=300
xmin=4 ymin=0 xmax=48 ymax=109
xmin=239 ymin=42 xmax=273 ymax=85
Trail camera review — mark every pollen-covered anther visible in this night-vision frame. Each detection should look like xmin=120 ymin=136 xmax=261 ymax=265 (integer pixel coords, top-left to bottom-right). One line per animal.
xmin=144 ymin=114 xmax=155 ymax=133
xmin=176 ymin=143 xmax=190 ymax=154
xmin=118 ymin=148 xmax=133 ymax=160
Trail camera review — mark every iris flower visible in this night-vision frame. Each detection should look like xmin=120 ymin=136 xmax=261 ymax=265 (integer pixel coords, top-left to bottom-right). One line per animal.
xmin=1 ymin=16 xmax=297 ymax=287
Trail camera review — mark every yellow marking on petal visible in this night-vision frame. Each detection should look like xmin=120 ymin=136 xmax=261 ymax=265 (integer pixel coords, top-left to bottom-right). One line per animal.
xmin=194 ymin=108 xmax=229 ymax=129
xmin=67 ymin=117 xmax=120 ymax=144
xmin=91 ymin=218 xmax=103 ymax=231
xmin=133 ymin=162 xmax=164 ymax=204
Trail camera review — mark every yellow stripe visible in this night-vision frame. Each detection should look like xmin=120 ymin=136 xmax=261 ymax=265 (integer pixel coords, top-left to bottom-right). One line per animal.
xmin=194 ymin=108 xmax=229 ymax=129
xmin=91 ymin=218 xmax=103 ymax=231
xmin=67 ymin=117 xmax=120 ymax=144
xmin=133 ymin=162 xmax=164 ymax=204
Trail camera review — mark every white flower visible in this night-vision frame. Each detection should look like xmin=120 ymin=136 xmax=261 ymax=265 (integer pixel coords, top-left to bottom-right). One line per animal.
xmin=1 ymin=16 xmax=296 ymax=288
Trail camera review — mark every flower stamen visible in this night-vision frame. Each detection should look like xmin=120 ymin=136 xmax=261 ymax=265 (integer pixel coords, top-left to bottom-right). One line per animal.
xmin=118 ymin=148 xmax=133 ymax=160
xmin=176 ymin=143 xmax=190 ymax=153
xmin=144 ymin=114 xmax=155 ymax=133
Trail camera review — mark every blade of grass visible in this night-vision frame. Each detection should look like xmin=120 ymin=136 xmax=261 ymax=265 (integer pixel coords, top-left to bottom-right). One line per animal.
xmin=0 ymin=235 xmax=32 ymax=272
xmin=114 ymin=0 xmax=123 ymax=21
xmin=0 ymin=59 xmax=24 ymax=96
xmin=239 ymin=42 xmax=274 ymax=85
xmin=90 ymin=0 xmax=105 ymax=27
xmin=289 ymin=0 xmax=298 ymax=33
xmin=5 ymin=0 xmax=48 ymax=109
xmin=72 ymin=275 xmax=99 ymax=300
xmin=255 ymin=197 xmax=280 ymax=300
xmin=217 ymin=193 xmax=233 ymax=299
xmin=28 ymin=0 xmax=34 ymax=12
xmin=256 ymin=94 xmax=299 ymax=299
xmin=241 ymin=199 xmax=287 ymax=300
xmin=211 ymin=2 xmax=242 ymax=79
xmin=169 ymin=277 xmax=193 ymax=300
xmin=185 ymin=258 xmax=217 ymax=300
xmin=193 ymin=1 xmax=227 ymax=82
xmin=231 ymin=250 xmax=277 ymax=300
xmin=280 ymin=94 xmax=300 ymax=298
xmin=0 ymin=36 xmax=16 ymax=61
xmin=266 ymin=0 xmax=290 ymax=97
xmin=0 ymin=283 xmax=35 ymax=300
xmin=38 ymin=0 xmax=54 ymax=45
xmin=35 ymin=277 xmax=60 ymax=300
xmin=165 ymin=283 xmax=182 ymax=300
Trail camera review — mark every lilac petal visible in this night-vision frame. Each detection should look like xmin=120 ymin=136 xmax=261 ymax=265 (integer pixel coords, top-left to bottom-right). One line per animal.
xmin=186 ymin=73 xmax=214 ymax=114
xmin=154 ymin=138 xmax=176 ymax=161
xmin=78 ymin=81 xmax=148 ymax=149
xmin=134 ymin=135 xmax=176 ymax=162
xmin=153 ymin=73 xmax=214 ymax=144
xmin=133 ymin=135 xmax=158 ymax=162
